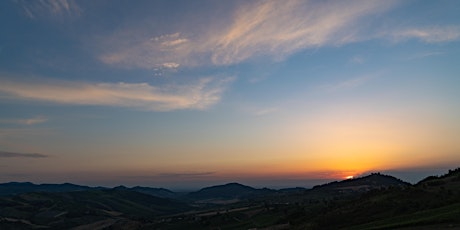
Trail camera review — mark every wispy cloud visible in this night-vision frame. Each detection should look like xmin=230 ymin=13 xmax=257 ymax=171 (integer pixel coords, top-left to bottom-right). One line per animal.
xmin=211 ymin=0 xmax=396 ymax=65
xmin=404 ymin=51 xmax=444 ymax=61
xmin=99 ymin=0 xmax=398 ymax=69
xmin=251 ymin=107 xmax=279 ymax=116
xmin=321 ymin=74 xmax=378 ymax=92
xmin=391 ymin=26 xmax=460 ymax=43
xmin=22 ymin=117 xmax=48 ymax=125
xmin=0 ymin=77 xmax=234 ymax=111
xmin=123 ymin=172 xmax=216 ymax=181
xmin=0 ymin=116 xmax=47 ymax=125
xmin=100 ymin=32 xmax=196 ymax=69
xmin=16 ymin=0 xmax=81 ymax=19
xmin=0 ymin=150 xmax=48 ymax=158
xmin=162 ymin=62 xmax=180 ymax=69
xmin=157 ymin=172 xmax=216 ymax=178
xmin=349 ymin=56 xmax=365 ymax=64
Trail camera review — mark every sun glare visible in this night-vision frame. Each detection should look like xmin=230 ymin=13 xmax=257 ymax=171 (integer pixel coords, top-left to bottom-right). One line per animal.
xmin=345 ymin=175 xmax=354 ymax=179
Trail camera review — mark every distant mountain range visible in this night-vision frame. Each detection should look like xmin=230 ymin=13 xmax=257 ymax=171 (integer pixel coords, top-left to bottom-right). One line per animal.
xmin=0 ymin=182 xmax=95 ymax=196
xmin=0 ymin=182 xmax=179 ymax=199
xmin=0 ymin=173 xmax=407 ymax=199
xmin=1 ymin=169 xmax=459 ymax=229
xmin=113 ymin=185 xmax=179 ymax=199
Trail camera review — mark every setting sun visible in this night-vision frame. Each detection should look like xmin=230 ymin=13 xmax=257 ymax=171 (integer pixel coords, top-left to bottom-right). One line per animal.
xmin=0 ymin=0 xmax=459 ymax=191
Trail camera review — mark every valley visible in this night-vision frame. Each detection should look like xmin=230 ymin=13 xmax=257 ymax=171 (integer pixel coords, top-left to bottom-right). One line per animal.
xmin=1 ymin=168 xmax=459 ymax=229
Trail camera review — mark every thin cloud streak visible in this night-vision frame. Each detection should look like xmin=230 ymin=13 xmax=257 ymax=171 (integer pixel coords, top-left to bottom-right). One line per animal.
xmin=350 ymin=56 xmax=365 ymax=64
xmin=0 ymin=77 xmax=234 ymax=111
xmin=253 ymin=107 xmax=279 ymax=116
xmin=16 ymin=0 xmax=81 ymax=19
xmin=391 ymin=26 xmax=460 ymax=43
xmin=157 ymin=172 xmax=216 ymax=178
xmin=22 ymin=117 xmax=48 ymax=125
xmin=0 ymin=151 xmax=48 ymax=158
xmin=0 ymin=116 xmax=47 ymax=125
xmin=100 ymin=32 xmax=196 ymax=70
xmin=321 ymin=74 xmax=379 ymax=92
xmin=404 ymin=51 xmax=444 ymax=61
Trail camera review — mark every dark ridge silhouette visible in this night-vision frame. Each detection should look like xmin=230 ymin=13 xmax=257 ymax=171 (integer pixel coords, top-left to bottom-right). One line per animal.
xmin=113 ymin=185 xmax=178 ymax=199
xmin=312 ymin=173 xmax=410 ymax=191
xmin=297 ymin=173 xmax=412 ymax=201
xmin=278 ymin=187 xmax=306 ymax=192
xmin=417 ymin=167 xmax=460 ymax=185
xmin=0 ymin=182 xmax=93 ymax=196
xmin=0 ymin=182 xmax=178 ymax=199
xmin=186 ymin=182 xmax=275 ymax=200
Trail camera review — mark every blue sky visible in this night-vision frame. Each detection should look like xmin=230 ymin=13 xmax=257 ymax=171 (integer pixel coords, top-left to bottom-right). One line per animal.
xmin=1 ymin=0 xmax=459 ymax=189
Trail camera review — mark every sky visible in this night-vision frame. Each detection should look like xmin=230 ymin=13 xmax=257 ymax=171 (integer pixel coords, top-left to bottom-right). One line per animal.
xmin=1 ymin=0 xmax=459 ymax=190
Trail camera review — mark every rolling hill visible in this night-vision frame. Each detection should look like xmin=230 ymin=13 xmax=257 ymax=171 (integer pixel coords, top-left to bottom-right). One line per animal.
xmin=306 ymin=173 xmax=410 ymax=198
xmin=0 ymin=182 xmax=179 ymax=199
xmin=0 ymin=189 xmax=191 ymax=229
xmin=298 ymin=168 xmax=460 ymax=229
xmin=0 ymin=182 xmax=94 ymax=196
xmin=186 ymin=182 xmax=275 ymax=202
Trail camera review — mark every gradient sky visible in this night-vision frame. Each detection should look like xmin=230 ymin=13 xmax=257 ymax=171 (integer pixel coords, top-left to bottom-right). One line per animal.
xmin=1 ymin=0 xmax=460 ymax=190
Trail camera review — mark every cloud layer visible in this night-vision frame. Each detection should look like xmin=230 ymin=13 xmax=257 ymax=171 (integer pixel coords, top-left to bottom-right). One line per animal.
xmin=0 ymin=77 xmax=233 ymax=111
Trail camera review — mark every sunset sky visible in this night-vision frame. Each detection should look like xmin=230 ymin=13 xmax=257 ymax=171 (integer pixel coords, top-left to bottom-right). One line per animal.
xmin=1 ymin=0 xmax=459 ymax=190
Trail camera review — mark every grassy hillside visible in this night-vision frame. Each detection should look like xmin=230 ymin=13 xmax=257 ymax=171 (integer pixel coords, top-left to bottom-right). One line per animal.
xmin=298 ymin=168 xmax=460 ymax=229
xmin=0 ymin=189 xmax=191 ymax=229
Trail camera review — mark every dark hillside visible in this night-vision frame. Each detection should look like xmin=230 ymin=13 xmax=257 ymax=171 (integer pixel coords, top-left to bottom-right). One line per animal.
xmin=312 ymin=173 xmax=410 ymax=190
xmin=0 ymin=189 xmax=191 ymax=229
xmin=113 ymin=185 xmax=179 ymax=199
xmin=187 ymin=183 xmax=274 ymax=200
xmin=298 ymin=169 xmax=460 ymax=229
xmin=0 ymin=182 xmax=93 ymax=196
xmin=289 ymin=173 xmax=412 ymax=202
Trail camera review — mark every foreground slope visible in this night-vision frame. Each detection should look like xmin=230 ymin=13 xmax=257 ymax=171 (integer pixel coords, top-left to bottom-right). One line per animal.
xmin=0 ymin=189 xmax=191 ymax=229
